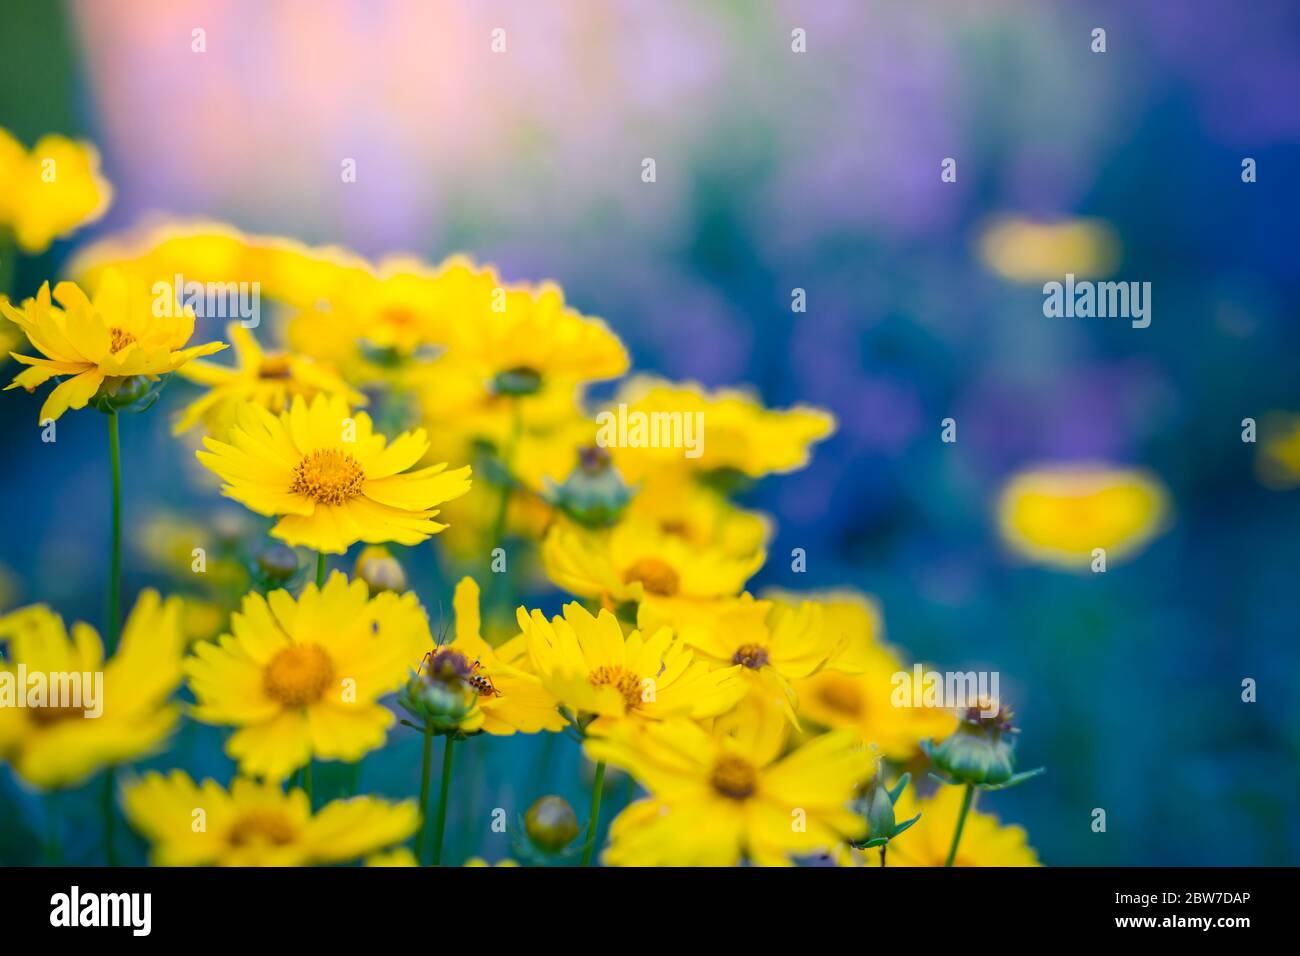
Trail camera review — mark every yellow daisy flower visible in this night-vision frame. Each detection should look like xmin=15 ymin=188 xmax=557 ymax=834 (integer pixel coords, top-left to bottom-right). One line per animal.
xmin=605 ymin=376 xmax=835 ymax=483
xmin=0 ymin=128 xmax=113 ymax=253
xmin=997 ymin=463 xmax=1170 ymax=570
xmin=174 ymin=322 xmax=365 ymax=437
xmin=122 ymin=770 xmax=419 ymax=866
xmin=587 ymin=713 xmax=872 ymax=866
xmin=0 ymin=590 xmax=185 ymax=789
xmin=2 ymin=271 xmax=227 ymax=423
xmin=408 ymin=577 xmax=566 ymax=736
xmin=541 ymin=515 xmax=763 ymax=625
xmin=778 ymin=590 xmax=958 ymax=759
xmin=665 ymin=595 xmax=844 ymax=726
xmin=886 ymin=785 xmax=1041 ymax=867
xmin=196 ymin=394 xmax=472 ymax=554
xmin=444 ymin=281 xmax=628 ymax=394
xmin=520 ymin=601 xmax=745 ymax=734
xmin=184 ymin=572 xmax=430 ymax=780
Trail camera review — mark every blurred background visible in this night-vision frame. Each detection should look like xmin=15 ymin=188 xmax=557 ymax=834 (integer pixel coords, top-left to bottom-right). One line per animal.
xmin=1 ymin=0 xmax=1298 ymax=865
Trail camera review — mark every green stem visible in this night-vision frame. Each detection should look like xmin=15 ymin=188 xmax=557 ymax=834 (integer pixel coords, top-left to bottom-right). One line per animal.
xmin=943 ymin=783 xmax=976 ymax=867
xmin=315 ymin=551 xmax=327 ymax=588
xmin=580 ymin=761 xmax=606 ymax=867
xmin=304 ymin=760 xmax=313 ymax=809
xmin=106 ymin=413 xmax=122 ymax=655
xmin=432 ymin=734 xmax=454 ymax=866
xmin=0 ymin=227 xmax=15 ymax=299
xmin=415 ymin=723 xmax=434 ymax=863
xmin=102 ymin=768 xmax=118 ymax=866
xmin=44 ymin=791 xmax=64 ymax=864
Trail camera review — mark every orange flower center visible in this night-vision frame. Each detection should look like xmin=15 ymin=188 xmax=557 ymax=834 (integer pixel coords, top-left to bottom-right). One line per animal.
xmin=108 ymin=327 xmax=137 ymax=353
xmin=588 ymin=664 xmax=644 ymax=709
xmin=710 ymin=754 xmax=758 ymax=801
xmin=622 ymin=557 xmax=680 ymax=597
xmin=28 ymin=705 xmax=89 ymax=725
xmin=259 ymin=354 xmax=293 ymax=378
xmin=227 ymin=811 xmax=297 ymax=848
xmin=263 ymin=643 xmax=334 ymax=707
xmin=291 ymin=449 xmax=365 ymax=506
xmin=731 ymin=643 xmax=769 ymax=670
xmin=817 ymin=678 xmax=863 ymax=717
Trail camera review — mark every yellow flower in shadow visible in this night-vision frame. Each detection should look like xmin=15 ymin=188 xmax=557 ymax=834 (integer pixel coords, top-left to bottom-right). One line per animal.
xmin=123 ymin=770 xmax=418 ymax=866
xmin=0 ymin=590 xmax=185 ymax=789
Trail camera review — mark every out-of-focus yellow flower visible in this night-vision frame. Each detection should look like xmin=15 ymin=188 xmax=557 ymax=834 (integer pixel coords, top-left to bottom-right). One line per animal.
xmin=196 ymin=394 xmax=471 ymax=554
xmin=2 ymin=271 xmax=227 ymax=422
xmin=70 ymin=220 xmax=368 ymax=308
xmin=286 ymin=256 xmax=503 ymax=386
xmin=541 ymin=515 xmax=763 ymax=626
xmin=464 ymin=857 xmax=520 ymax=867
xmin=776 ymin=590 xmax=958 ymax=759
xmin=123 ymin=770 xmax=418 ymax=866
xmin=886 ymin=785 xmax=1040 ymax=867
xmin=0 ymin=129 xmax=112 ymax=253
xmin=520 ymin=601 xmax=744 ymax=734
xmin=0 ymin=590 xmax=185 ymax=789
xmin=997 ymin=464 xmax=1170 ymax=569
xmin=665 ymin=594 xmax=844 ymax=726
xmin=605 ymin=377 xmax=835 ymax=483
xmin=365 ymin=847 xmax=418 ymax=867
xmin=1256 ymin=413 xmax=1300 ymax=490
xmin=184 ymin=572 xmax=429 ymax=780
xmin=588 ymin=711 xmax=871 ymax=866
xmin=444 ymin=281 xmax=628 ymax=394
xmin=625 ymin=470 xmax=770 ymax=559
xmin=977 ymin=216 xmax=1119 ymax=283
xmin=406 ymin=577 xmax=565 ymax=736
xmin=175 ymin=322 xmax=364 ymax=437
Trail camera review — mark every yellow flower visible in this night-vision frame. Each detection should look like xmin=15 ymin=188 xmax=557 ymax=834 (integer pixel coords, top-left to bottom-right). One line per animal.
xmin=625 ymin=470 xmax=770 ymax=559
xmin=886 ymin=785 xmax=1041 ymax=867
xmin=587 ymin=713 xmax=872 ymax=866
xmin=366 ymin=847 xmax=418 ymax=867
xmin=2 ymin=271 xmax=227 ymax=422
xmin=0 ymin=129 xmax=112 ymax=253
xmin=409 ymin=577 xmax=566 ymax=736
xmin=174 ymin=322 xmax=365 ymax=437
xmin=520 ymin=601 xmax=745 ymax=734
xmin=196 ymin=394 xmax=471 ymax=554
xmin=541 ymin=515 xmax=763 ymax=628
xmin=184 ymin=572 xmax=430 ymax=780
xmin=122 ymin=770 xmax=418 ymax=866
xmin=605 ymin=376 xmax=835 ymax=483
xmin=668 ymin=594 xmax=843 ymax=726
xmin=1256 ymin=412 xmax=1300 ymax=490
xmin=0 ymin=590 xmax=185 ymax=789
xmin=464 ymin=857 xmax=520 ymax=867
xmin=997 ymin=464 xmax=1170 ymax=569
xmin=444 ymin=281 xmax=628 ymax=393
xmin=977 ymin=216 xmax=1119 ymax=283
xmin=779 ymin=591 xmax=958 ymax=759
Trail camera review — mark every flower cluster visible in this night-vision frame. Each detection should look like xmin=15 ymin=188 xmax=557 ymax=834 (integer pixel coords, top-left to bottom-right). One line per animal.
xmin=0 ymin=138 xmax=1065 ymax=868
